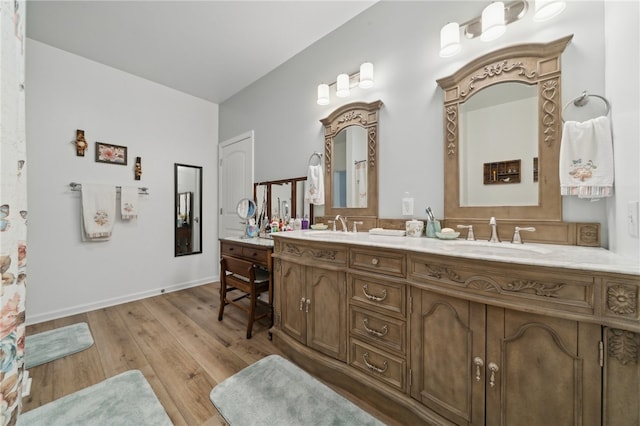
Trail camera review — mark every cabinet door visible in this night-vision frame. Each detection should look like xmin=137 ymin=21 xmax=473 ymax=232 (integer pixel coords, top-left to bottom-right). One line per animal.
xmin=306 ymin=266 xmax=347 ymax=361
xmin=280 ymin=260 xmax=306 ymax=344
xmin=486 ymin=308 xmax=601 ymax=426
xmin=410 ymin=288 xmax=486 ymax=425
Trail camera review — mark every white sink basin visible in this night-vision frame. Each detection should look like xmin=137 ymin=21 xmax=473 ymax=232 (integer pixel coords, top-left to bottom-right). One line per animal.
xmin=441 ymin=240 xmax=552 ymax=255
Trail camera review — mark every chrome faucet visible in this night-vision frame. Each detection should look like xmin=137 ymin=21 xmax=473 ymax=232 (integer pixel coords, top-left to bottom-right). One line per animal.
xmin=335 ymin=215 xmax=348 ymax=232
xmin=488 ymin=217 xmax=500 ymax=243
xmin=512 ymin=226 xmax=536 ymax=244
xmin=457 ymin=224 xmax=476 ymax=241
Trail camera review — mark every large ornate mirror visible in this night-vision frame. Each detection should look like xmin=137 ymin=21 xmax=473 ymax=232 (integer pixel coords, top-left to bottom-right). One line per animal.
xmin=436 ymin=36 xmax=573 ymax=241
xmin=175 ymin=163 xmax=202 ymax=256
xmin=320 ymin=100 xmax=382 ymax=219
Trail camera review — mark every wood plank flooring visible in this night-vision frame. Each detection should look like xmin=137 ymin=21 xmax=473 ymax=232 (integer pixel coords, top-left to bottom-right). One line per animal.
xmin=22 ymin=282 xmax=395 ymax=425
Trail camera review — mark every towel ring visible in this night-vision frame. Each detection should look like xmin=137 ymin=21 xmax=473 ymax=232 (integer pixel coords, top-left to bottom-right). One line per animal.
xmin=562 ymin=91 xmax=611 ymax=122
xmin=308 ymin=152 xmax=323 ymax=166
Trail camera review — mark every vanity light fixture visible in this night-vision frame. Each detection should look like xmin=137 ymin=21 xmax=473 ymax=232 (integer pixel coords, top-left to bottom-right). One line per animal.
xmin=481 ymin=2 xmax=506 ymax=41
xmin=438 ymin=0 xmax=565 ymax=58
xmin=533 ymin=0 xmax=566 ymax=21
xmin=316 ymin=62 xmax=375 ymax=105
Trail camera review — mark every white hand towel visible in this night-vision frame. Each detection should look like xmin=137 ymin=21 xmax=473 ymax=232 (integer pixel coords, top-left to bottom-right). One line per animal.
xmin=81 ymin=183 xmax=116 ymax=240
xmin=304 ymin=164 xmax=324 ymax=205
xmin=120 ymin=186 xmax=138 ymax=220
xmin=559 ymin=116 xmax=614 ymax=199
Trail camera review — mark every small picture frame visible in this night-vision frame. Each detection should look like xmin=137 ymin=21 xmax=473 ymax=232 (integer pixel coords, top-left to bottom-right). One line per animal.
xmin=95 ymin=142 xmax=127 ymax=165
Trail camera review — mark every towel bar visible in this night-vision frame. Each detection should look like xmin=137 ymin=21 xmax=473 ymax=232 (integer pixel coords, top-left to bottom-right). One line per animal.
xmin=69 ymin=182 xmax=149 ymax=195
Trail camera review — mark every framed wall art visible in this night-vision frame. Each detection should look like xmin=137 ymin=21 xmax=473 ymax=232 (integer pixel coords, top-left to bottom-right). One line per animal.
xmin=95 ymin=142 xmax=127 ymax=165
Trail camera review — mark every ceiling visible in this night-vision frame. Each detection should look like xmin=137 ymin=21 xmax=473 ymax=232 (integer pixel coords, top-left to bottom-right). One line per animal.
xmin=26 ymin=1 xmax=377 ymax=104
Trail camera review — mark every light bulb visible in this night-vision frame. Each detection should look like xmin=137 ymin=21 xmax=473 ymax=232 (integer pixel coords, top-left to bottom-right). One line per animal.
xmin=481 ymin=2 xmax=506 ymax=42
xmin=440 ymin=22 xmax=461 ymax=58
xmin=336 ymin=74 xmax=350 ymax=98
xmin=359 ymin=62 xmax=374 ymax=88
xmin=317 ymin=84 xmax=330 ymax=106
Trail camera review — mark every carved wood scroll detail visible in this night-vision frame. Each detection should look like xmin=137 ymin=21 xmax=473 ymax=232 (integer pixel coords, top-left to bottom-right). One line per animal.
xmin=460 ymin=60 xmax=537 ymax=99
xmin=541 ymin=79 xmax=559 ymax=147
xmin=421 ymin=263 xmax=564 ymax=298
xmin=608 ymin=328 xmax=639 ymax=365
xmin=337 ymin=111 xmax=366 ymax=127
xmin=607 ymin=285 xmax=638 ymax=315
xmin=368 ymin=127 xmax=377 ymax=168
xmin=505 ymin=280 xmax=564 ymax=298
xmin=324 ymin=137 xmax=332 ymax=173
xmin=283 ymin=243 xmax=337 ymax=261
xmin=445 ymin=106 xmax=457 ymax=158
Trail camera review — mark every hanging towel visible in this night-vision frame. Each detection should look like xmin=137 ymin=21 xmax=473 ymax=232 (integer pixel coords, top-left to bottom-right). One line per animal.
xmin=120 ymin=186 xmax=138 ymax=220
xmin=304 ymin=164 xmax=324 ymax=205
xmin=81 ymin=183 xmax=116 ymax=240
xmin=559 ymin=116 xmax=614 ymax=199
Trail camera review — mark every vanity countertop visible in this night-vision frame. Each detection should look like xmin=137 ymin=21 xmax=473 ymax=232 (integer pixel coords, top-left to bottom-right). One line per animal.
xmin=220 ymin=236 xmax=274 ymax=247
xmin=271 ymin=230 xmax=640 ymax=276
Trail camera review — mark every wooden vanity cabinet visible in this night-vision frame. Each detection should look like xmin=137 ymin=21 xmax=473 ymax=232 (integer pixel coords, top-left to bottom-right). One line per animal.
xmin=272 ymin=236 xmax=640 ymax=425
xmin=276 ymin=240 xmax=347 ymax=362
xmin=410 ymin=289 xmax=602 ymax=426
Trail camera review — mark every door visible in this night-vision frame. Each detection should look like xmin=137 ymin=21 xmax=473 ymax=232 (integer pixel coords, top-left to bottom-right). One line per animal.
xmin=486 ymin=308 xmax=602 ymax=426
xmin=219 ymin=131 xmax=254 ymax=238
xmin=411 ymin=288 xmax=602 ymax=426
xmin=306 ymin=266 xmax=347 ymax=361
xmin=280 ymin=260 xmax=306 ymax=344
xmin=410 ymin=289 xmax=486 ymax=425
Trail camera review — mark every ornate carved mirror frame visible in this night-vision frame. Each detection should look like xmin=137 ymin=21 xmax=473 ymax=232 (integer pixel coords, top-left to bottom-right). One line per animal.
xmin=320 ymin=100 xmax=383 ymax=220
xmin=436 ymin=35 xmax=596 ymax=245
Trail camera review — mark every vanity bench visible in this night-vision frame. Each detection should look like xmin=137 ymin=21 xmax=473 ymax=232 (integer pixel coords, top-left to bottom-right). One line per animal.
xmin=270 ymin=230 xmax=640 ymax=426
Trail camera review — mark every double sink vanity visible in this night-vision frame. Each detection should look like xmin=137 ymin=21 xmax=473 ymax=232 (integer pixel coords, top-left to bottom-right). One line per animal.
xmin=243 ymin=35 xmax=639 ymax=425
xmin=270 ymin=228 xmax=639 ymax=425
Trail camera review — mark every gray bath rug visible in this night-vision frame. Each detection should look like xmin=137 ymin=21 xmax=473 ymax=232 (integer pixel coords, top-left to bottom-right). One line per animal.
xmin=24 ymin=322 xmax=94 ymax=369
xmin=210 ymin=354 xmax=385 ymax=425
xmin=17 ymin=370 xmax=172 ymax=426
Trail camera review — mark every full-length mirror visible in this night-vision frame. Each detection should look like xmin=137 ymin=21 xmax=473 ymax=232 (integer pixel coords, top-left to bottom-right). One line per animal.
xmin=437 ymin=35 xmax=572 ymax=224
xmin=175 ymin=163 xmax=202 ymax=256
xmin=320 ymin=100 xmax=382 ymax=219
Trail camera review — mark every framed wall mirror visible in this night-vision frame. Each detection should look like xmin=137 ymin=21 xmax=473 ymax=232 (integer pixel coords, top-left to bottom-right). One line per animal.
xmin=320 ymin=100 xmax=382 ymax=220
xmin=254 ymin=176 xmax=313 ymax=229
xmin=436 ymin=36 xmax=578 ymax=243
xmin=175 ymin=163 xmax=202 ymax=256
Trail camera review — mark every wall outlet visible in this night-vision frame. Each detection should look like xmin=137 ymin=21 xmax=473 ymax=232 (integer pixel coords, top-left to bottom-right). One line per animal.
xmin=628 ymin=201 xmax=639 ymax=237
xmin=402 ymin=197 xmax=414 ymax=216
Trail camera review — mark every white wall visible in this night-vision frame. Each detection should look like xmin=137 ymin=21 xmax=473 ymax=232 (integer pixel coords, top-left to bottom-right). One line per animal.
xmin=26 ymin=39 xmax=219 ymax=324
xmin=220 ymin=1 xmax=631 ymax=250
xmin=605 ymin=1 xmax=640 ymax=260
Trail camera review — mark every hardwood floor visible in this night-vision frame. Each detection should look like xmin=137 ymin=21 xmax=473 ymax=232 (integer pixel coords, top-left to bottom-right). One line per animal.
xmin=22 ymin=282 xmax=395 ymax=425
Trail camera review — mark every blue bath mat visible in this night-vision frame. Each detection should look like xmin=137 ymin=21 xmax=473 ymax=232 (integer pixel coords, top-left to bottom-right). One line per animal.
xmin=24 ymin=322 xmax=94 ymax=369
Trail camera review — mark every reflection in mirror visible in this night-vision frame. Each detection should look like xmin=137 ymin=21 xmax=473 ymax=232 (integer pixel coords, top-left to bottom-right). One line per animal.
xmin=175 ymin=163 xmax=202 ymax=256
xmin=333 ymin=126 xmax=368 ymax=208
xmin=253 ymin=177 xmax=313 ymax=234
xmin=459 ymin=82 xmax=538 ymax=206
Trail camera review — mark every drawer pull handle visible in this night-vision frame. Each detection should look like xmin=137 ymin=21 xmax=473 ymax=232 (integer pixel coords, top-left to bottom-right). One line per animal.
xmin=363 ymin=352 xmax=388 ymax=373
xmin=363 ymin=318 xmax=388 ymax=337
xmin=305 ymin=299 xmax=311 ymax=313
xmin=362 ymin=284 xmax=387 ymax=302
xmin=488 ymin=362 xmax=499 ymax=387
xmin=473 ymin=357 xmax=484 ymax=382
xmin=371 ymin=258 xmax=379 ymax=266
xmin=299 ymin=297 xmax=306 ymax=311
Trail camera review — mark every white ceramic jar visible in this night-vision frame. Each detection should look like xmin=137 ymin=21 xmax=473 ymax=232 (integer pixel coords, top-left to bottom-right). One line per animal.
xmin=405 ymin=219 xmax=424 ymax=237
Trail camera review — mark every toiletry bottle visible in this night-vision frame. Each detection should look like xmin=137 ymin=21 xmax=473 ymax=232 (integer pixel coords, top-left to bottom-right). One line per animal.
xmin=302 ymin=215 xmax=309 ymax=230
xmin=294 ymin=216 xmax=302 ymax=230
xmin=270 ymin=218 xmax=279 ymax=233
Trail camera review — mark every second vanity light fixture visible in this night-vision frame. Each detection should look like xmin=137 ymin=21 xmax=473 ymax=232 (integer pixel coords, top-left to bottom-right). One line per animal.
xmin=317 ymin=62 xmax=374 ymax=106
xmin=439 ymin=0 xmax=566 ymax=58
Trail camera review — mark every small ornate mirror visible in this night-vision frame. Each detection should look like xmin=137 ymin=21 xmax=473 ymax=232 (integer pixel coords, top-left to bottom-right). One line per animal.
xmin=320 ymin=100 xmax=383 ymax=220
xmin=175 ymin=163 xmax=202 ymax=256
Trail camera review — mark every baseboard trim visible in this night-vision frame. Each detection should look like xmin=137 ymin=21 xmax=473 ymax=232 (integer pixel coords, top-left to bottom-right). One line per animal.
xmin=25 ymin=275 xmax=219 ymax=325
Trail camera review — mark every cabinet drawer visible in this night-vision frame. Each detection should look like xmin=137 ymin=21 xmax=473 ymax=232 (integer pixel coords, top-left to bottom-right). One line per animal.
xmin=241 ymin=246 xmax=269 ymax=264
xmin=350 ymin=338 xmax=406 ymax=392
xmin=350 ymin=248 xmax=406 ymax=277
xmin=277 ymin=241 xmax=347 ymax=266
xmin=350 ymin=275 xmax=406 ymax=317
xmin=350 ymin=306 xmax=406 ymax=355
xmin=220 ymin=242 xmax=243 ymax=257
